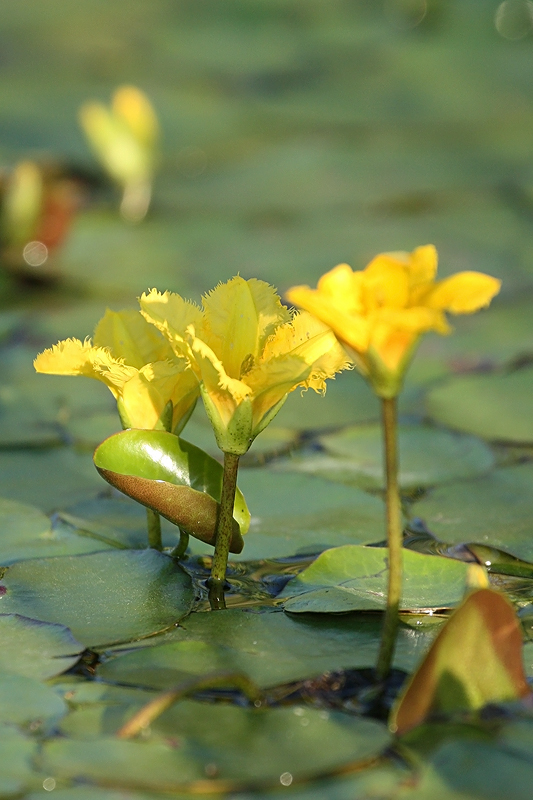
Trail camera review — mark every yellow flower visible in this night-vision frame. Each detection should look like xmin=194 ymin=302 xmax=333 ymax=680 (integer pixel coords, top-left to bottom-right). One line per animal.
xmin=79 ymin=86 xmax=158 ymax=222
xmin=34 ymin=309 xmax=199 ymax=432
xmin=140 ymin=277 xmax=350 ymax=454
xmin=286 ymin=245 xmax=501 ymax=397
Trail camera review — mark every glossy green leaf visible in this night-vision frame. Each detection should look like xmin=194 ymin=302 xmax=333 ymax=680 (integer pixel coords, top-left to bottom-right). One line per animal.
xmin=316 ymin=424 xmax=494 ymax=490
xmin=94 ymin=429 xmax=249 ymax=552
xmin=0 ymin=550 xmax=194 ymax=649
xmin=426 ymin=367 xmax=533 ymax=443
xmin=99 ymin=608 xmax=437 ymax=690
xmin=44 ymin=704 xmax=390 ymax=788
xmin=279 ymin=546 xmax=470 ymax=613
xmin=189 ymin=468 xmax=387 ymax=560
xmin=413 ymin=463 xmax=533 ymax=563
xmin=390 ymin=589 xmax=530 ymax=735
xmin=0 ymin=614 xmax=83 ymax=679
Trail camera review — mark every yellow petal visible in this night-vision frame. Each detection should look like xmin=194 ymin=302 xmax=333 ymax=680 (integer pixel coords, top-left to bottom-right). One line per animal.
xmin=286 ymin=285 xmax=370 ymax=353
xmin=262 ymin=311 xmax=351 ymax=392
xmin=190 ymin=336 xmax=251 ymax=428
xmin=94 ymin=309 xmax=172 ymax=368
xmin=201 ymin=276 xmax=290 ymax=379
xmin=407 ymin=244 xmax=438 ymax=289
xmin=139 ymin=289 xmax=202 ymax=362
xmin=34 ymin=338 xmax=108 ymax=378
xmin=425 ymin=271 xmax=501 ymax=314
xmin=119 ymin=360 xmax=194 ymax=430
xmin=112 ymin=86 xmax=158 ymax=148
xmin=362 ymin=255 xmax=410 ymax=310
xmin=317 ymin=264 xmax=365 ymax=315
xmin=248 ymin=355 xmax=312 ymax=429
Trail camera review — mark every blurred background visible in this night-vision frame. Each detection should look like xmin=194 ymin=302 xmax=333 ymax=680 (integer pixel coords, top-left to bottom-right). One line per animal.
xmin=2 ymin=0 xmax=533 ymax=308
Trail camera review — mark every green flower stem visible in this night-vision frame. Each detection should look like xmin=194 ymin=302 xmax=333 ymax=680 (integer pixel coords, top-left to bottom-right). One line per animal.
xmin=209 ymin=451 xmax=240 ymax=610
xmin=146 ymin=507 xmax=163 ymax=550
xmin=375 ymin=396 xmax=403 ymax=682
xmin=170 ymin=529 xmax=189 ymax=559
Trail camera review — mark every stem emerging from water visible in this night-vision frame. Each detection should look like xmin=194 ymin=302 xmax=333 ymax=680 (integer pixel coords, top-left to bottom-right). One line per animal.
xmin=146 ymin=507 xmax=163 ymax=550
xmin=208 ymin=452 xmax=240 ymax=610
xmin=375 ymin=396 xmax=403 ymax=681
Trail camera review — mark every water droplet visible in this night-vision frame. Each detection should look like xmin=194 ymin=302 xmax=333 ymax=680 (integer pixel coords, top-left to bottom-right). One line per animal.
xmin=42 ymin=777 xmax=56 ymax=792
xmin=23 ymin=241 xmax=48 ymax=267
xmin=495 ymin=0 xmax=533 ymax=39
xmin=280 ymin=772 xmax=293 ymax=786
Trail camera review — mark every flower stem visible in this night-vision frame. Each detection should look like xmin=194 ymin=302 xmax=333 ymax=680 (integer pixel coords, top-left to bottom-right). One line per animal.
xmin=375 ymin=396 xmax=403 ymax=682
xmin=208 ymin=452 xmax=240 ymax=610
xmin=146 ymin=507 xmax=163 ymax=550
xmin=170 ymin=529 xmax=189 ymax=560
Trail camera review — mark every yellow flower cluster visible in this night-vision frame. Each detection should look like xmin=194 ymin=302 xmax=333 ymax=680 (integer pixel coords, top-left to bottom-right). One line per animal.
xmin=140 ymin=276 xmax=350 ymax=454
xmin=287 ymin=245 xmax=501 ymax=397
xmin=34 ymin=277 xmax=349 ymax=453
xmin=34 ymin=310 xmax=198 ymax=433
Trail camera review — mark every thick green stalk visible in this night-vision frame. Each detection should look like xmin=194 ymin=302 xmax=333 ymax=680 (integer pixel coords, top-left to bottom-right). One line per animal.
xmin=208 ymin=452 xmax=240 ymax=610
xmin=146 ymin=507 xmax=163 ymax=550
xmin=375 ymin=396 xmax=403 ymax=681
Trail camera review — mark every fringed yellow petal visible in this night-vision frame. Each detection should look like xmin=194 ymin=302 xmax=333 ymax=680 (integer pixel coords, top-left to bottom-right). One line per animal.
xmin=249 ymin=355 xmax=311 ymax=428
xmin=118 ymin=360 xmax=192 ymax=430
xmin=201 ymin=276 xmax=290 ymax=378
xmin=426 ymin=271 xmax=501 ymax=314
xmin=33 ymin=338 xmax=111 ymax=379
xmin=94 ymin=309 xmax=172 ymax=368
xmin=112 ymin=86 xmax=158 ymax=148
xmin=139 ymin=289 xmax=202 ymax=361
xmin=190 ymin=336 xmax=251 ymax=428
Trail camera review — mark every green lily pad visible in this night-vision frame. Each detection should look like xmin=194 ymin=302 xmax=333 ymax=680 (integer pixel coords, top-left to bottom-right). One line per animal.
xmin=94 ymin=430 xmax=249 ymax=551
xmin=189 ymin=468 xmax=387 ymax=560
xmin=315 ymin=424 xmax=495 ymax=490
xmin=408 ymin=737 xmax=533 ymax=800
xmin=44 ymin=704 xmax=390 ymax=788
xmin=0 ymin=614 xmax=83 ymax=679
xmin=269 ymin=371 xmax=379 ymax=431
xmin=425 ymin=367 xmax=533 ymax=443
xmin=0 ymin=672 xmax=67 ymax=727
xmin=0 ymin=550 xmax=194 ymax=649
xmin=65 ymin=411 xmax=121 ymax=450
xmin=0 ymin=497 xmax=126 ymax=564
xmin=0 ymin=448 xmax=107 ymax=512
xmin=99 ymin=607 xmax=437 ymax=690
xmin=0 ymin=725 xmax=40 ymax=795
xmin=413 ymin=463 xmax=533 ymax=563
xmin=278 ymin=546 xmax=470 ymax=613
xmin=58 ymin=495 xmax=189 ymax=551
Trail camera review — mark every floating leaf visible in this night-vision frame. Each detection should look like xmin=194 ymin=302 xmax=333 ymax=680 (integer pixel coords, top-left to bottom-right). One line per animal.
xmin=94 ymin=430 xmax=249 ymax=552
xmin=44 ymin=703 xmax=390 ymax=789
xmin=99 ymin=607 xmax=437 ymax=690
xmin=0 ymin=725 xmax=40 ymax=795
xmin=0 ymin=672 xmax=67 ymax=727
xmin=315 ymin=423 xmax=494 ymax=490
xmin=279 ymin=546 xmax=470 ymax=613
xmin=426 ymin=368 xmax=533 ymax=443
xmin=187 ymin=468 xmax=387 ymax=560
xmin=413 ymin=463 xmax=533 ymax=563
xmin=0 ymin=448 xmax=107 ymax=512
xmin=0 ymin=550 xmax=194 ymax=649
xmin=0 ymin=614 xmax=83 ymax=679
xmin=390 ymin=589 xmax=531 ymax=735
